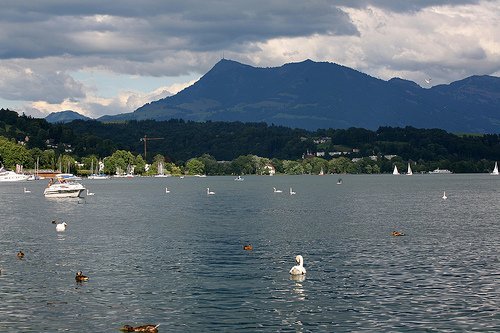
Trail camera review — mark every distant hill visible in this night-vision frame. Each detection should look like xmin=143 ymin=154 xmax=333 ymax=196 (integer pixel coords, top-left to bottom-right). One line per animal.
xmin=99 ymin=59 xmax=500 ymax=133
xmin=45 ymin=110 xmax=92 ymax=123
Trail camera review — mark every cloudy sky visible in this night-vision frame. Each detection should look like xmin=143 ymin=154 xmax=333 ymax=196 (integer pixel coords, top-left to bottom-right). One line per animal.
xmin=1 ymin=0 xmax=499 ymax=119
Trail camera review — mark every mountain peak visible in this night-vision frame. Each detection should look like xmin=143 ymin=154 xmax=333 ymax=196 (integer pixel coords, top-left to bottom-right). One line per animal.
xmin=45 ymin=110 xmax=92 ymax=123
xmin=108 ymin=60 xmax=500 ymax=133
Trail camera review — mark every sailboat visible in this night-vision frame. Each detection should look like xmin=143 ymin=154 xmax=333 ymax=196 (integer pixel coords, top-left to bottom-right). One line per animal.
xmin=393 ymin=165 xmax=399 ymax=175
xmin=113 ymin=165 xmax=133 ymax=178
xmin=88 ymin=159 xmax=109 ymax=179
xmin=491 ymin=161 xmax=499 ymax=175
xmin=154 ymin=161 xmax=170 ymax=177
xmin=27 ymin=157 xmax=41 ymax=181
xmin=406 ymin=163 xmax=413 ymax=176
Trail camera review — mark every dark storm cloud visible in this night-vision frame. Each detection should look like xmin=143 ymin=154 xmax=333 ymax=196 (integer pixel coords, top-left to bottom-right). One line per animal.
xmin=0 ymin=1 xmax=357 ymax=60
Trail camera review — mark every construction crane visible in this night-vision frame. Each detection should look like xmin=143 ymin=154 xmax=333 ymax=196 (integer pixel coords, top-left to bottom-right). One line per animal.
xmin=140 ymin=135 xmax=164 ymax=160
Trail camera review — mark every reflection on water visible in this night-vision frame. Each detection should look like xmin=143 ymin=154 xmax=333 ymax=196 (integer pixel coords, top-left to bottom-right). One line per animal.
xmin=0 ymin=175 xmax=499 ymax=332
xmin=290 ymin=275 xmax=306 ymax=284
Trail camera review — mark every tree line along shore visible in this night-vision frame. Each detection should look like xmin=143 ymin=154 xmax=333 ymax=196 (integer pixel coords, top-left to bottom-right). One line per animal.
xmin=1 ymin=108 xmax=499 ymax=175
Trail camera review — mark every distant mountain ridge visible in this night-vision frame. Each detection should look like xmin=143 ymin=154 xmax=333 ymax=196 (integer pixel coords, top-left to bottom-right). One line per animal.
xmin=99 ymin=59 xmax=500 ymax=133
xmin=46 ymin=110 xmax=92 ymax=123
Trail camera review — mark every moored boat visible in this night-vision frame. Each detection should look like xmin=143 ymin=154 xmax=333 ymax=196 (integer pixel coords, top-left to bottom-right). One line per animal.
xmin=491 ymin=161 xmax=499 ymax=175
xmin=88 ymin=173 xmax=110 ymax=179
xmin=429 ymin=168 xmax=452 ymax=174
xmin=0 ymin=166 xmax=30 ymax=182
xmin=406 ymin=163 xmax=413 ymax=176
xmin=55 ymin=173 xmax=82 ymax=181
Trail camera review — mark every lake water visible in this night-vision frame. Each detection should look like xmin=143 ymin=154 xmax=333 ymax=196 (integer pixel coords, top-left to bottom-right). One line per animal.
xmin=0 ymin=174 xmax=499 ymax=332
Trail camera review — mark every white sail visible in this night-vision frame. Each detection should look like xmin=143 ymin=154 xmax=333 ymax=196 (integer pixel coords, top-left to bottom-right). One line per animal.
xmin=407 ymin=163 xmax=413 ymax=176
xmin=491 ymin=161 xmax=499 ymax=175
xmin=393 ymin=165 xmax=399 ymax=175
xmin=158 ymin=161 xmax=164 ymax=175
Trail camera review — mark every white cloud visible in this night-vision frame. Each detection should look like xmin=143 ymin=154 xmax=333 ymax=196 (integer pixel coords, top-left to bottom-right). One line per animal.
xmin=18 ymin=78 xmax=196 ymax=119
xmin=247 ymin=1 xmax=500 ymax=86
xmin=339 ymin=2 xmax=500 ymax=83
xmin=0 ymin=62 xmax=85 ymax=103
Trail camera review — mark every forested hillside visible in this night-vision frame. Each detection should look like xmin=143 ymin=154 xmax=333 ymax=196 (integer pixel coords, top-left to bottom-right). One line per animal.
xmin=1 ymin=108 xmax=499 ymax=174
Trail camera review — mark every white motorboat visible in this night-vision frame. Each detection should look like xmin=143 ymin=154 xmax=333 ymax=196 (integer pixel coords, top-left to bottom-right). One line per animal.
xmin=44 ymin=176 xmax=85 ymax=198
xmin=429 ymin=168 xmax=452 ymax=174
xmin=88 ymin=173 xmax=110 ymax=179
xmin=234 ymin=175 xmax=244 ymax=181
xmin=0 ymin=166 xmax=30 ymax=182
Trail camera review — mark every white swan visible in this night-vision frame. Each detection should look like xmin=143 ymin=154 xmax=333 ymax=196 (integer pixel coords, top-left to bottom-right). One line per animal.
xmin=86 ymin=189 xmax=95 ymax=196
xmin=23 ymin=187 xmax=31 ymax=193
xmin=165 ymin=187 xmax=170 ymax=193
xmin=207 ymin=188 xmax=215 ymax=195
xmin=290 ymin=255 xmax=306 ymax=275
xmin=273 ymin=187 xmax=282 ymax=193
xmin=55 ymin=222 xmax=67 ymax=232
xmin=289 ymin=187 xmax=296 ymax=195
xmin=442 ymin=191 xmax=447 ymax=200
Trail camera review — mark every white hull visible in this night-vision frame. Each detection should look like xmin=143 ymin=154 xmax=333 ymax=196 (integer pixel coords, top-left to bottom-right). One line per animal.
xmin=113 ymin=174 xmax=134 ymax=178
xmin=88 ymin=174 xmax=110 ymax=179
xmin=429 ymin=168 xmax=452 ymax=174
xmin=0 ymin=170 xmax=30 ymax=182
xmin=44 ymin=183 xmax=85 ymax=198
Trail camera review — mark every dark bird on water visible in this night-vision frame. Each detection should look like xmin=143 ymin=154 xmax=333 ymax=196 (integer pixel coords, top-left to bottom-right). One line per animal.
xmin=120 ymin=324 xmax=160 ymax=332
xmin=75 ymin=271 xmax=89 ymax=282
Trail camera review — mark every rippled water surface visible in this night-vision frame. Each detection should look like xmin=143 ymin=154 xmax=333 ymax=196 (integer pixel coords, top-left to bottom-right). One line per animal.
xmin=1 ymin=174 xmax=499 ymax=332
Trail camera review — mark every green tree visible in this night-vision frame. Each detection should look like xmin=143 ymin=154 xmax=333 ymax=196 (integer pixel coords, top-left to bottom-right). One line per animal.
xmin=198 ymin=154 xmax=220 ymax=175
xmin=0 ymin=136 xmax=32 ymax=169
xmin=134 ymin=155 xmax=146 ymax=175
xmin=231 ymin=155 xmax=257 ymax=175
xmin=302 ymin=157 xmax=327 ymax=175
xmin=186 ymin=158 xmax=205 ymax=175
xmin=41 ymin=149 xmax=57 ymax=170
xmin=328 ymin=157 xmax=355 ymax=174
xmin=282 ymin=160 xmax=304 ymax=175
xmin=103 ymin=150 xmax=135 ymax=175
